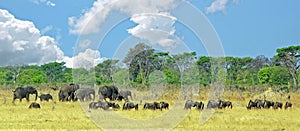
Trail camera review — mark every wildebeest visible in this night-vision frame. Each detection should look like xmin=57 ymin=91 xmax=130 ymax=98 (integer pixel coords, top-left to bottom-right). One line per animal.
xmin=207 ymin=100 xmax=221 ymax=109
xmin=273 ymin=102 xmax=283 ymax=109
xmin=107 ymin=102 xmax=120 ymax=109
xmin=284 ymin=102 xmax=292 ymax=109
xmin=39 ymin=94 xmax=53 ymax=101
xmin=219 ymin=100 xmax=233 ymax=109
xmin=254 ymin=99 xmax=265 ymax=109
xmin=123 ymin=102 xmax=138 ymax=110
xmin=246 ymin=100 xmax=257 ymax=110
xmin=159 ymin=101 xmax=169 ymax=110
xmin=75 ymin=88 xmax=95 ymax=102
xmin=13 ymin=86 xmax=38 ymax=103
xmin=98 ymin=85 xmax=119 ymax=101
xmin=194 ymin=101 xmax=204 ymax=110
xmin=89 ymin=101 xmax=109 ymax=110
xmin=263 ymin=100 xmax=274 ymax=109
xmin=184 ymin=100 xmax=196 ymax=110
xmin=143 ymin=102 xmax=156 ymax=110
xmin=29 ymin=102 xmax=41 ymax=109
xmin=58 ymin=83 xmax=80 ymax=102
xmin=119 ymin=90 xmax=133 ymax=101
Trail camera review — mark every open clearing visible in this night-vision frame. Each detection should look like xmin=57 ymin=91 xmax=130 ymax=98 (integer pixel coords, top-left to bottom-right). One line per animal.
xmin=1 ymin=90 xmax=299 ymax=130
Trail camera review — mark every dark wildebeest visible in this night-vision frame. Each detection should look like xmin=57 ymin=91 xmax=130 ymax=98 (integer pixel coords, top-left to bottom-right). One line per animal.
xmin=13 ymin=86 xmax=38 ymax=103
xmin=284 ymin=102 xmax=292 ymax=109
xmin=273 ymin=102 xmax=283 ymax=109
xmin=29 ymin=102 xmax=41 ymax=109
xmin=75 ymin=88 xmax=95 ymax=102
xmin=144 ymin=102 xmax=156 ymax=110
xmin=263 ymin=100 xmax=274 ymax=109
xmin=119 ymin=90 xmax=133 ymax=101
xmin=107 ymin=102 xmax=120 ymax=109
xmin=246 ymin=100 xmax=257 ymax=110
xmin=58 ymin=83 xmax=80 ymax=102
xmin=98 ymin=86 xmax=119 ymax=101
xmin=219 ymin=100 xmax=233 ymax=109
xmin=160 ymin=101 xmax=169 ymax=110
xmin=254 ymin=99 xmax=264 ymax=109
xmin=89 ymin=101 xmax=109 ymax=110
xmin=39 ymin=94 xmax=53 ymax=101
xmin=207 ymin=100 xmax=221 ymax=109
xmin=153 ymin=102 xmax=161 ymax=110
xmin=123 ymin=102 xmax=138 ymax=110
xmin=184 ymin=100 xmax=196 ymax=110
xmin=194 ymin=101 xmax=204 ymax=110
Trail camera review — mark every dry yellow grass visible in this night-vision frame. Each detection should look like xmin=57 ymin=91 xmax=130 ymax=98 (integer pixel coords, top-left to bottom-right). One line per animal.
xmin=0 ymin=89 xmax=299 ymax=130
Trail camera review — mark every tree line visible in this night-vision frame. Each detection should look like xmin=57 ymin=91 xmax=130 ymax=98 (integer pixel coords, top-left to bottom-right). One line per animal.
xmin=0 ymin=43 xmax=299 ymax=91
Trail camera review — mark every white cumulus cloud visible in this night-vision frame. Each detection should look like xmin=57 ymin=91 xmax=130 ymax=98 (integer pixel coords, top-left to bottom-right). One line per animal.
xmin=205 ymin=0 xmax=228 ymax=14
xmin=31 ymin=0 xmax=56 ymax=7
xmin=62 ymin=49 xmax=105 ymax=69
xmin=0 ymin=9 xmax=63 ymax=66
xmin=0 ymin=9 xmax=104 ymax=69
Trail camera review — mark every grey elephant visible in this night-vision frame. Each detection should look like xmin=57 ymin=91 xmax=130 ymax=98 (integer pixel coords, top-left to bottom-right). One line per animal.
xmin=75 ymin=88 xmax=95 ymax=102
xmin=58 ymin=83 xmax=80 ymax=101
xmin=13 ymin=86 xmax=38 ymax=103
xmin=118 ymin=90 xmax=133 ymax=101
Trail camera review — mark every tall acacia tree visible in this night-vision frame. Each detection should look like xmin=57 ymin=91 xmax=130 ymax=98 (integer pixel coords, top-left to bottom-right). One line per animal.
xmin=275 ymin=46 xmax=300 ymax=88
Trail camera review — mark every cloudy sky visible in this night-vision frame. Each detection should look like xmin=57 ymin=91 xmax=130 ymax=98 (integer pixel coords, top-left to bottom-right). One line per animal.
xmin=0 ymin=0 xmax=299 ymax=68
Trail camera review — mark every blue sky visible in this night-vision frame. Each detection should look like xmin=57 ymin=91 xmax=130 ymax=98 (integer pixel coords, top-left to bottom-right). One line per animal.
xmin=0 ymin=0 xmax=299 ymax=68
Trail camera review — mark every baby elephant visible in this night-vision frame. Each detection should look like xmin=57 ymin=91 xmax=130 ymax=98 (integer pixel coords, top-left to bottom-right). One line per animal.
xmin=39 ymin=94 xmax=53 ymax=101
xmin=29 ymin=102 xmax=41 ymax=109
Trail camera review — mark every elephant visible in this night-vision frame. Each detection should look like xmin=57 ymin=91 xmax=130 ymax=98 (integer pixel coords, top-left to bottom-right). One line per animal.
xmin=98 ymin=85 xmax=119 ymax=101
xmin=75 ymin=88 xmax=95 ymax=102
xmin=119 ymin=90 xmax=133 ymax=101
xmin=13 ymin=86 xmax=38 ymax=103
xmin=58 ymin=83 xmax=80 ymax=102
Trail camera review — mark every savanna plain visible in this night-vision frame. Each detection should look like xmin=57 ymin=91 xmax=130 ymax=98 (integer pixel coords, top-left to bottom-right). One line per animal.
xmin=0 ymin=87 xmax=299 ymax=130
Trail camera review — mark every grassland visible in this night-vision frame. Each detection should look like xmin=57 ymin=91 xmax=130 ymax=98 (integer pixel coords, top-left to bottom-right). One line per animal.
xmin=0 ymin=89 xmax=299 ymax=130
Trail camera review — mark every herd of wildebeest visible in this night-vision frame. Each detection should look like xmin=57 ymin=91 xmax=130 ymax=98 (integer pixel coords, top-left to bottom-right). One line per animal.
xmin=12 ymin=84 xmax=293 ymax=111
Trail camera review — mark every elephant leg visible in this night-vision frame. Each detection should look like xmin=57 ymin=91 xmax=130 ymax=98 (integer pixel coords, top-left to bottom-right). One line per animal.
xmin=26 ymin=94 xmax=30 ymax=101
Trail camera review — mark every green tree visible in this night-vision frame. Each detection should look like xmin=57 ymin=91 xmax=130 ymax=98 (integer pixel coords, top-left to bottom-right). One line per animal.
xmin=258 ymin=66 xmax=290 ymax=86
xmin=41 ymin=62 xmax=66 ymax=83
xmin=17 ymin=69 xmax=47 ymax=85
xmin=94 ymin=59 xmax=119 ymax=85
xmin=275 ymin=45 xmax=300 ymax=88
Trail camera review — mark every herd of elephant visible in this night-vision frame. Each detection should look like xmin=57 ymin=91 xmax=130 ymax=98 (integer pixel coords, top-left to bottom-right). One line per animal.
xmin=12 ymin=84 xmax=294 ymax=111
xmin=12 ymin=84 xmax=133 ymax=104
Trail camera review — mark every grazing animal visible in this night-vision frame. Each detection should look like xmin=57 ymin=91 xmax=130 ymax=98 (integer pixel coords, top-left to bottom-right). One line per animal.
xmin=207 ymin=100 xmax=221 ymax=109
xmin=219 ymin=100 xmax=233 ymax=109
xmin=263 ymin=100 xmax=274 ymax=109
xmin=184 ymin=100 xmax=196 ymax=110
xmin=39 ymin=94 xmax=53 ymax=101
xmin=246 ymin=100 xmax=257 ymax=110
xmin=75 ymin=88 xmax=95 ymax=102
xmin=194 ymin=101 xmax=204 ymax=110
xmin=159 ymin=101 xmax=169 ymax=110
xmin=273 ymin=102 xmax=283 ymax=109
xmin=89 ymin=101 xmax=109 ymax=110
xmin=284 ymin=102 xmax=292 ymax=109
xmin=123 ymin=102 xmax=138 ymax=110
xmin=58 ymin=83 xmax=80 ymax=102
xmin=98 ymin=86 xmax=119 ymax=101
xmin=29 ymin=102 xmax=40 ymax=109
xmin=143 ymin=103 xmax=156 ymax=110
xmin=254 ymin=99 xmax=264 ymax=109
xmin=119 ymin=90 xmax=133 ymax=101
xmin=13 ymin=86 xmax=38 ymax=103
